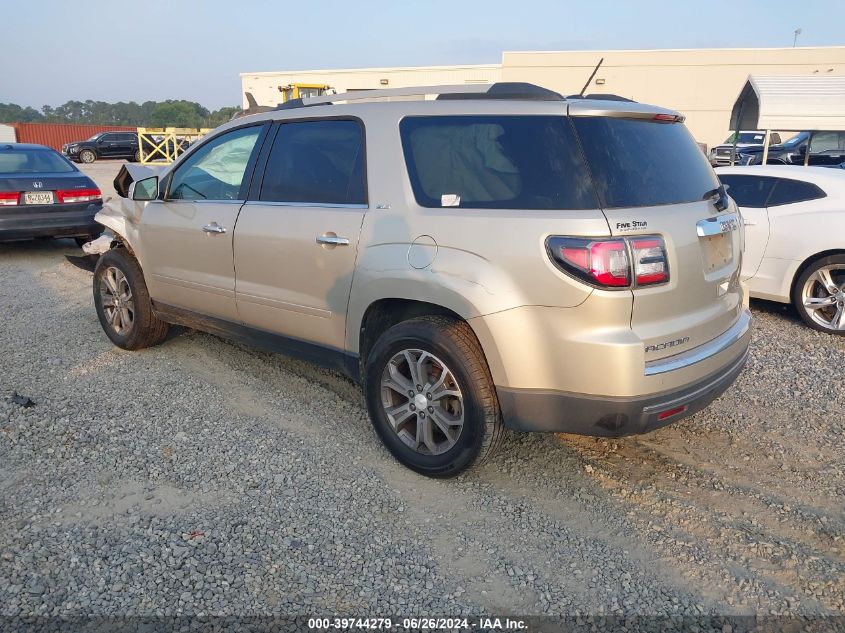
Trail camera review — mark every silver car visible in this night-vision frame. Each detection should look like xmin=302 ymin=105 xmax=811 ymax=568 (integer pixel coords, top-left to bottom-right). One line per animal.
xmin=92 ymin=83 xmax=750 ymax=477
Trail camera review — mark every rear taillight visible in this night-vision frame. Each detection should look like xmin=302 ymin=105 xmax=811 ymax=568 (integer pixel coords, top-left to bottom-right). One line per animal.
xmin=546 ymin=235 xmax=669 ymax=289
xmin=630 ymin=237 xmax=669 ymax=286
xmin=57 ymin=188 xmax=101 ymax=203
xmin=0 ymin=192 xmax=20 ymax=206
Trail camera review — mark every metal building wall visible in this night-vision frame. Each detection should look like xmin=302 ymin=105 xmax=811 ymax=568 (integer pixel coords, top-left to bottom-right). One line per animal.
xmin=502 ymin=46 xmax=845 ymax=147
xmin=240 ymin=64 xmax=501 ymax=110
xmin=12 ymin=123 xmax=137 ymax=151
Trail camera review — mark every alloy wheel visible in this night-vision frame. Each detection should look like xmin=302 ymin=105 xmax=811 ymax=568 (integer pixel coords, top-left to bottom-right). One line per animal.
xmin=801 ymin=265 xmax=845 ymax=331
xmin=380 ymin=349 xmax=464 ymax=455
xmin=99 ymin=266 xmax=135 ymax=335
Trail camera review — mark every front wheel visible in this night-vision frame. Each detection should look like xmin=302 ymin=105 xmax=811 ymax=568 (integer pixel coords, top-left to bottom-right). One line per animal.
xmin=793 ymin=254 xmax=845 ymax=334
xmin=79 ymin=149 xmax=96 ymax=164
xmin=363 ymin=316 xmax=504 ymax=477
xmin=93 ymin=248 xmax=170 ymax=349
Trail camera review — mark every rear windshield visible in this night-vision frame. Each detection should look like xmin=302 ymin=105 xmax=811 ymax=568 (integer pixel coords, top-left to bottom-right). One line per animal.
xmin=0 ymin=149 xmax=76 ymax=174
xmin=400 ymin=115 xmax=598 ymax=210
xmin=571 ymin=116 xmax=719 ymax=209
xmin=400 ymin=114 xmax=718 ymax=210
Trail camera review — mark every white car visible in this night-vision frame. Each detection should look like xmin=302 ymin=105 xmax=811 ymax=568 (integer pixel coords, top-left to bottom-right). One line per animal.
xmin=716 ymin=165 xmax=845 ymax=334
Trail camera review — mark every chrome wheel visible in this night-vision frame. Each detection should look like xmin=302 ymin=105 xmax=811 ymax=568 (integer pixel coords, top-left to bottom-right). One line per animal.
xmin=801 ymin=265 xmax=845 ymax=331
xmin=380 ymin=349 xmax=464 ymax=455
xmin=79 ymin=150 xmax=95 ymax=164
xmin=99 ymin=266 xmax=135 ymax=335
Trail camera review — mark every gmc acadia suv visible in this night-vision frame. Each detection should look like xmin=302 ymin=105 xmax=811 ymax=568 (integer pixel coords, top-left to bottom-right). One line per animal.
xmin=91 ymin=83 xmax=751 ymax=477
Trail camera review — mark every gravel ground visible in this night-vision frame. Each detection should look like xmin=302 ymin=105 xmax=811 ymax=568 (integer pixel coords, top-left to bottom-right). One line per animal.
xmin=1 ymin=226 xmax=844 ymax=623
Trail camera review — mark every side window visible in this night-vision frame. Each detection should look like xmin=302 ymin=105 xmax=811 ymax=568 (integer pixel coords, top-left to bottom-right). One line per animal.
xmin=167 ymin=126 xmax=261 ymax=201
xmin=401 ymin=115 xmax=596 ymax=210
xmin=809 ymin=132 xmax=845 ymax=154
xmin=100 ymin=134 xmax=116 ymax=142
xmin=718 ymin=174 xmax=776 ymax=208
xmin=767 ymin=178 xmax=826 ymax=207
xmin=119 ymin=133 xmax=136 ymax=142
xmin=259 ymin=119 xmax=366 ymax=205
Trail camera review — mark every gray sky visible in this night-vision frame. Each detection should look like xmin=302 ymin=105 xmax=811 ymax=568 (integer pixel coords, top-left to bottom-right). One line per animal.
xmin=1 ymin=0 xmax=843 ymax=110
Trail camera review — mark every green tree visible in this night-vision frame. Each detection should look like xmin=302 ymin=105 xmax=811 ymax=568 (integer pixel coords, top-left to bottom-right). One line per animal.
xmin=0 ymin=103 xmax=44 ymax=122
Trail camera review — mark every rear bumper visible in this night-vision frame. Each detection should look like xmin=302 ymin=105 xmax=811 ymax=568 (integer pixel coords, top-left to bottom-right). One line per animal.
xmin=0 ymin=204 xmax=102 ymax=240
xmin=498 ymin=344 xmax=748 ymax=435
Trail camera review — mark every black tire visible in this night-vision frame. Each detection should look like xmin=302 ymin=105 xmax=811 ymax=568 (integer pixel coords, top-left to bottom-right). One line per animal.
xmin=792 ymin=254 xmax=845 ymax=335
xmin=79 ymin=149 xmax=96 ymax=164
xmin=363 ymin=316 xmax=504 ymax=477
xmin=93 ymin=248 xmax=169 ymax=350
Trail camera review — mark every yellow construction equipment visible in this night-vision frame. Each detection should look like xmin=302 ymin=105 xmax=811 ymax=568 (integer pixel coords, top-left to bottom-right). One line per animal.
xmin=278 ymin=83 xmax=333 ymax=103
xmin=137 ymin=128 xmax=211 ymax=165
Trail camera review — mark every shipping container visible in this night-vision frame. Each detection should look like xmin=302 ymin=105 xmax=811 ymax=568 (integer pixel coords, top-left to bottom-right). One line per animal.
xmin=10 ymin=123 xmax=137 ymax=152
xmin=0 ymin=123 xmax=17 ymax=143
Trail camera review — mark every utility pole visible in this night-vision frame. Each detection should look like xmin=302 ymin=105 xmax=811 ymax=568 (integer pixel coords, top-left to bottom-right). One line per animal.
xmin=793 ymin=27 xmax=802 ymax=47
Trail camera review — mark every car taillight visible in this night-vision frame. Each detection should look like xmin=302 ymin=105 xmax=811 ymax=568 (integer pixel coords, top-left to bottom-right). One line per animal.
xmin=546 ymin=235 xmax=669 ymax=289
xmin=56 ymin=188 xmax=101 ymax=203
xmin=630 ymin=237 xmax=669 ymax=286
xmin=0 ymin=192 xmax=20 ymax=206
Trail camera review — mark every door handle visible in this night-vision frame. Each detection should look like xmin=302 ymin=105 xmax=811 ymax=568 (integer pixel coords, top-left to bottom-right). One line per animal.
xmin=316 ymin=235 xmax=350 ymax=246
xmin=202 ymin=223 xmax=227 ymax=234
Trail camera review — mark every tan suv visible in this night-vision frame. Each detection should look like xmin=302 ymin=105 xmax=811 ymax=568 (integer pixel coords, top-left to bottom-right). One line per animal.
xmin=92 ymin=83 xmax=751 ymax=477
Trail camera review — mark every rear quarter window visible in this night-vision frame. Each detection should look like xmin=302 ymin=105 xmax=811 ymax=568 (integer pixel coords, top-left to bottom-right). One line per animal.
xmin=571 ymin=116 xmax=719 ymax=208
xmin=767 ymin=178 xmax=826 ymax=206
xmin=718 ymin=174 xmax=777 ymax=208
xmin=400 ymin=115 xmax=597 ymax=210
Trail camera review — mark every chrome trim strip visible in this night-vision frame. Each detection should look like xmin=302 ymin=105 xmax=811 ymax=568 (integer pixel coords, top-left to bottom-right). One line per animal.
xmin=243 ymin=201 xmax=368 ymax=210
xmin=696 ymin=212 xmax=740 ymax=237
xmin=642 ymin=347 xmax=749 ymax=413
xmin=644 ymin=309 xmax=751 ymax=376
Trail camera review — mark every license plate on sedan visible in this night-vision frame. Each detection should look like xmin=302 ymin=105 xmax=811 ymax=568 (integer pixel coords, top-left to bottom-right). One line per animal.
xmin=24 ymin=191 xmax=54 ymax=205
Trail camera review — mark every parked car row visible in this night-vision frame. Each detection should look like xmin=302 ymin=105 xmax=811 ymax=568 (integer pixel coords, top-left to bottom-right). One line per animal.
xmin=2 ymin=83 xmax=842 ymax=478
xmin=709 ymin=130 xmax=845 ymax=168
xmin=62 ymin=132 xmax=189 ymax=164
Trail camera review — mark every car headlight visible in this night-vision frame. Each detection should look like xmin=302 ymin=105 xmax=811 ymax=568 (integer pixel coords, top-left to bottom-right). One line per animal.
xmin=69 ymin=146 xmax=79 ymax=153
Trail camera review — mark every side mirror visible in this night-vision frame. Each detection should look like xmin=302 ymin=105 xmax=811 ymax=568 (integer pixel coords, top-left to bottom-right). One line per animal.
xmin=97 ymin=138 xmax=105 ymax=144
xmin=132 ymin=176 xmax=159 ymax=201
xmin=770 ymin=133 xmax=781 ymax=145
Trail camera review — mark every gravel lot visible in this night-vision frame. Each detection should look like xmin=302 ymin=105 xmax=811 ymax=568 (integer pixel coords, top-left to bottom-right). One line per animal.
xmin=1 ymin=161 xmax=844 ymax=622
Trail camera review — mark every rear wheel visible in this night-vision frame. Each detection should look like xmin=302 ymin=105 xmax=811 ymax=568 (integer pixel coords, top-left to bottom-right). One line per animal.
xmin=79 ymin=149 xmax=96 ymax=164
xmin=93 ymin=248 xmax=169 ymax=350
xmin=363 ymin=316 xmax=504 ymax=477
xmin=793 ymin=254 xmax=845 ymax=335
xmin=133 ymin=149 xmax=141 ymax=162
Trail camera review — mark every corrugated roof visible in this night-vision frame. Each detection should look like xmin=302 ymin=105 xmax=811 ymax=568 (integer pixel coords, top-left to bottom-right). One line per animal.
xmin=730 ymin=75 xmax=845 ymax=131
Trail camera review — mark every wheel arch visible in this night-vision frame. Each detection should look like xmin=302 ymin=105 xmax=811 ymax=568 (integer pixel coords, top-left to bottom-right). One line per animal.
xmin=358 ymin=298 xmax=463 ymax=368
xmin=790 ymin=248 xmax=845 ymax=300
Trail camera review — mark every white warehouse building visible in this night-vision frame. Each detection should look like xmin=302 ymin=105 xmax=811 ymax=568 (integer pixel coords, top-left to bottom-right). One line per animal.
xmin=241 ymin=46 xmax=845 ymax=148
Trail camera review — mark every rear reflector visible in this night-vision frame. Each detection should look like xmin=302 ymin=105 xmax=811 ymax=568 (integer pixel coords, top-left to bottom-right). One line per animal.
xmin=0 ymin=192 xmax=20 ymax=206
xmin=56 ymin=188 xmax=101 ymax=203
xmin=657 ymin=405 xmax=688 ymax=421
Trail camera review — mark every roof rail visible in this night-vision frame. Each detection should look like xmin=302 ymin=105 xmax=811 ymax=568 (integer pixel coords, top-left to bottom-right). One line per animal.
xmin=278 ymin=82 xmax=565 ymax=110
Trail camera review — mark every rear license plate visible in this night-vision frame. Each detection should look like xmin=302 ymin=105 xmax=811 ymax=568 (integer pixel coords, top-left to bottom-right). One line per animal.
xmin=24 ymin=191 xmax=54 ymax=205
xmin=701 ymin=233 xmax=733 ymax=273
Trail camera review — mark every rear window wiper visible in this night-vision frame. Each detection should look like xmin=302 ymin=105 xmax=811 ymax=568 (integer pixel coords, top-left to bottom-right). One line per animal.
xmin=703 ymin=184 xmax=729 ymax=212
